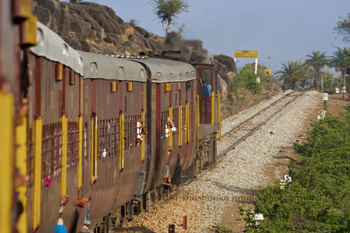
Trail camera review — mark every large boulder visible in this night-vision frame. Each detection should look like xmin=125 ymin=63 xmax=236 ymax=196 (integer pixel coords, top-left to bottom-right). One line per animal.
xmin=217 ymin=75 xmax=228 ymax=101
xmin=32 ymin=0 xmax=159 ymax=55
xmin=214 ymin=55 xmax=237 ymax=73
xmin=33 ymin=4 xmax=58 ymax=31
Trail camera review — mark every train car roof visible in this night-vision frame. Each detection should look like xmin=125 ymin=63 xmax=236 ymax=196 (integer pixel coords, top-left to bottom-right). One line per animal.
xmin=133 ymin=58 xmax=196 ymax=83
xmin=78 ymin=51 xmax=147 ymax=82
xmin=29 ymin=22 xmax=84 ymax=76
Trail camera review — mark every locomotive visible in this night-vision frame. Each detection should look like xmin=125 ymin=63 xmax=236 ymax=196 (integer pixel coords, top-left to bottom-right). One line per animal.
xmin=1 ymin=1 xmax=221 ymax=232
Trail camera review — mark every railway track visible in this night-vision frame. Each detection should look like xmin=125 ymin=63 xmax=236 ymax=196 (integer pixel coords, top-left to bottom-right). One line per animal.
xmin=216 ymin=91 xmax=303 ymax=160
xmin=176 ymin=91 xmax=303 ymax=184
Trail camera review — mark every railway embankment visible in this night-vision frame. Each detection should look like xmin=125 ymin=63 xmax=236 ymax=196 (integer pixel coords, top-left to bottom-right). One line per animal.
xmin=116 ymin=90 xmax=324 ymax=233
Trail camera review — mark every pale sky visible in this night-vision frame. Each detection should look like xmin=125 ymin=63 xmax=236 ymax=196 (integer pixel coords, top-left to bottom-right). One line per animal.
xmin=61 ymin=0 xmax=349 ymax=72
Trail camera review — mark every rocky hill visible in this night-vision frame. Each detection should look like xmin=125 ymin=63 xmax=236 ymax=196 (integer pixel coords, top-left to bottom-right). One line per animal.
xmin=32 ymin=0 xmax=212 ymax=59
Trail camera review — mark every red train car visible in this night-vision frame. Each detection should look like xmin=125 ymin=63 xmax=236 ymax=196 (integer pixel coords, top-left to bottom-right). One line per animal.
xmin=133 ymin=58 xmax=197 ymax=192
xmin=78 ymin=51 xmax=148 ymax=228
xmin=195 ymin=62 xmax=220 ymax=173
xmin=26 ymin=21 xmax=84 ymax=232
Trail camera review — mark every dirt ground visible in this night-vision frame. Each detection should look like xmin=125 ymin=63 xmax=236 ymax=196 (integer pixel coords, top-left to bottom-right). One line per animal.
xmin=218 ymin=93 xmax=350 ymax=232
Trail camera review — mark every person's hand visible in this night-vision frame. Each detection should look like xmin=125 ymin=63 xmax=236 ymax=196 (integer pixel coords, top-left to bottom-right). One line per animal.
xmin=60 ymin=195 xmax=69 ymax=205
xmin=91 ymin=176 xmax=98 ymax=184
xmin=76 ymin=197 xmax=89 ymax=207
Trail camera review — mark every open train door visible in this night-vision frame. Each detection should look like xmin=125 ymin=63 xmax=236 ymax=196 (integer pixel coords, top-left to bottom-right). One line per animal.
xmin=196 ymin=64 xmax=217 ymax=125
xmin=195 ymin=63 xmax=219 ymax=171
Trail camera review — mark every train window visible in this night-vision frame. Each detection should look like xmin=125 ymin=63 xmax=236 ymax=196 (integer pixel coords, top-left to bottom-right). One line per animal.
xmin=111 ymin=82 xmax=118 ymax=93
xmin=140 ymin=69 xmax=145 ymax=79
xmin=113 ymin=118 xmax=120 ymax=156
xmin=79 ymin=57 xmax=83 ymax=67
xmin=91 ymin=62 xmax=98 ymax=78
xmin=185 ymin=72 xmax=189 ymax=79
xmin=136 ymin=119 xmax=143 ymax=146
xmin=53 ymin=123 xmax=62 ymax=178
xmin=160 ymin=111 xmax=170 ymax=139
xmin=125 ymin=116 xmax=134 ymax=149
xmin=201 ymin=70 xmax=212 ymax=86
xmin=119 ymin=66 xmax=124 ymax=77
xmin=173 ymin=108 xmax=179 ymax=135
xmin=42 ymin=125 xmax=53 ymax=180
xmin=63 ymin=43 xmax=69 ymax=57
xmin=107 ymin=120 xmax=111 ymax=156
xmin=191 ymin=71 xmax=195 ymax=78
xmin=37 ymin=28 xmax=44 ymax=48
xmin=98 ymin=120 xmax=106 ymax=159
xmin=120 ymin=115 xmax=145 ymax=150
xmin=67 ymin=122 xmax=79 ymax=170
xmin=155 ymin=72 xmax=162 ymax=80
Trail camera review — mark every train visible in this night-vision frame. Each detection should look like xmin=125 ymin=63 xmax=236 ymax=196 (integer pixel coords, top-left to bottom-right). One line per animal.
xmin=1 ymin=1 xmax=221 ymax=232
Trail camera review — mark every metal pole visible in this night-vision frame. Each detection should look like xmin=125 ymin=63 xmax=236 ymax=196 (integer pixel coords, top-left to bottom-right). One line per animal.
xmin=255 ymin=58 xmax=258 ymax=75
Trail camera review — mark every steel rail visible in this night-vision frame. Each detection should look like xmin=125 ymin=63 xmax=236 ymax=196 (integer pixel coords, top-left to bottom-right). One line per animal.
xmin=219 ymin=90 xmax=296 ymax=140
xmin=217 ymin=92 xmax=303 ymax=159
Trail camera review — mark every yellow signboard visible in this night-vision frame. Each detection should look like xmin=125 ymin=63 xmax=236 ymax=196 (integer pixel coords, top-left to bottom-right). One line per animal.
xmin=265 ymin=69 xmax=271 ymax=75
xmin=234 ymin=50 xmax=258 ymax=58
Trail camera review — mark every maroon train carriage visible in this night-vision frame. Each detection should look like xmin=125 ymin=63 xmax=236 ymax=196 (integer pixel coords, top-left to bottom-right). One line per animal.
xmin=26 ymin=22 xmax=84 ymax=232
xmin=132 ymin=58 xmax=197 ymax=192
xmin=194 ymin=62 xmax=220 ymax=174
xmin=77 ymin=50 xmax=148 ymax=228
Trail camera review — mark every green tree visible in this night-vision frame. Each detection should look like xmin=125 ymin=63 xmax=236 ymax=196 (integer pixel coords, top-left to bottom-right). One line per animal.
xmin=231 ymin=63 xmax=272 ymax=94
xmin=69 ymin=0 xmax=82 ymax=3
xmin=305 ymin=50 xmax=329 ymax=92
xmin=322 ymin=71 xmax=338 ymax=93
xmin=238 ymin=69 xmax=261 ymax=93
xmin=276 ymin=61 xmax=305 ymax=90
xmin=299 ymin=66 xmax=315 ymax=90
xmin=334 ymin=12 xmax=350 ymax=43
xmin=151 ymin=0 xmax=188 ymax=37
xmin=329 ymin=48 xmax=350 ymax=99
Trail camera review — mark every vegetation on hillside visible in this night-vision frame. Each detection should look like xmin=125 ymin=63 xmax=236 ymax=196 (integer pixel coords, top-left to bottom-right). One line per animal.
xmin=241 ymin=110 xmax=350 ymax=232
xmin=231 ymin=63 xmax=277 ymax=94
xmin=150 ymin=0 xmax=188 ymax=37
xmin=216 ymin=62 xmax=281 ymax=119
